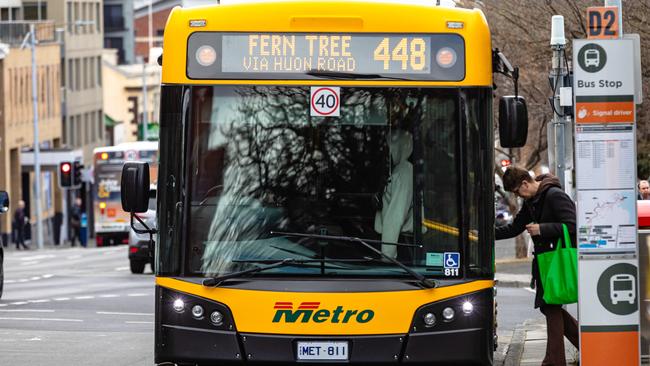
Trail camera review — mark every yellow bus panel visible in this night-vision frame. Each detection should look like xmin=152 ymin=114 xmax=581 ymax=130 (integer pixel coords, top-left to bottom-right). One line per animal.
xmin=157 ymin=277 xmax=494 ymax=335
xmin=161 ymin=1 xmax=492 ymax=86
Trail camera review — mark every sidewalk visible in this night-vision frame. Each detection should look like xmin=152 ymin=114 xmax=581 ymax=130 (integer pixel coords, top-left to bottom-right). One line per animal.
xmin=1 ymin=237 xmax=97 ymax=252
xmin=504 ymin=319 xmax=579 ymax=365
xmin=497 ymin=258 xmax=579 ymax=365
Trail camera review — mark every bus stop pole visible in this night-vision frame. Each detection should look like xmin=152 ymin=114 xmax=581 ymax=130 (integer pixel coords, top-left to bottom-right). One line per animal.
xmin=549 ymin=16 xmax=571 ymax=192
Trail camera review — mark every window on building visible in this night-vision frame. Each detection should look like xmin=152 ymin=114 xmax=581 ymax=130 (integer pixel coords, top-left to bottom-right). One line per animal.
xmin=74 ymin=2 xmax=80 ymax=34
xmin=104 ymin=4 xmax=123 ymax=32
xmin=82 ymin=58 xmax=87 ymax=90
xmin=23 ymin=2 xmax=47 ymax=20
xmin=104 ymin=37 xmax=125 ymax=64
xmin=89 ymin=57 xmax=95 ymax=87
xmin=97 ymin=56 xmax=102 ymax=86
xmin=85 ymin=112 xmax=91 ymax=144
xmin=0 ymin=8 xmax=18 ymax=21
xmin=96 ymin=3 xmax=101 ymax=32
xmin=74 ymin=58 xmax=80 ymax=91
xmin=67 ymin=2 xmax=73 ymax=32
xmin=82 ymin=2 xmax=89 ymax=34
xmin=67 ymin=59 xmax=73 ymax=90
xmin=97 ymin=110 xmax=103 ymax=140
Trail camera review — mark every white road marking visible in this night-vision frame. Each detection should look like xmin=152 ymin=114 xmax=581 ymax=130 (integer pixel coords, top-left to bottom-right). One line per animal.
xmin=0 ymin=304 xmax=7 ymax=307
xmin=26 ymin=337 xmax=42 ymax=341
xmin=97 ymin=311 xmax=154 ymax=316
xmin=10 ymin=302 xmax=28 ymax=305
xmin=74 ymin=296 xmax=95 ymax=300
xmin=21 ymin=261 xmax=40 ymax=266
xmin=4 ymin=280 xmax=15 ymax=284
xmin=30 ymin=277 xmax=41 ymax=281
xmin=98 ymin=294 xmax=119 ymax=298
xmin=115 ymin=267 xmax=129 ymax=271
xmin=28 ymin=299 xmax=50 ymax=303
xmin=127 ymin=293 xmax=148 ymax=297
xmin=53 ymin=297 xmax=70 ymax=301
xmin=0 ymin=309 xmax=55 ymax=313
xmin=0 ymin=317 xmax=82 ymax=322
xmin=125 ymin=321 xmax=153 ymax=324
xmin=523 ymin=287 xmax=536 ymax=294
xmin=42 ymin=274 xmax=54 ymax=279
xmin=18 ymin=279 xmax=29 ymax=283
xmin=19 ymin=255 xmax=55 ymax=261
xmin=67 ymin=255 xmax=82 ymax=259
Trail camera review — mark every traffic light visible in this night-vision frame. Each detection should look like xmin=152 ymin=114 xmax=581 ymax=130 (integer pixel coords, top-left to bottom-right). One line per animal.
xmin=73 ymin=161 xmax=83 ymax=187
xmin=59 ymin=162 xmax=73 ymax=188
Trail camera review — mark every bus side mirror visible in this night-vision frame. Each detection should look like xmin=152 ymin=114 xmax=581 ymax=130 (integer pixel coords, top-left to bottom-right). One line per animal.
xmin=121 ymin=162 xmax=150 ymax=213
xmin=499 ymin=96 xmax=528 ymax=148
xmin=0 ymin=191 xmax=8 ymax=214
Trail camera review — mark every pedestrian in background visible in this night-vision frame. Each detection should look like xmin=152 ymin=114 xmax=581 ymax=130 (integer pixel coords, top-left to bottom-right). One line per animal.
xmin=638 ymin=180 xmax=650 ymax=200
xmin=13 ymin=200 xmax=29 ymax=250
xmin=69 ymin=198 xmax=83 ymax=247
xmin=495 ymin=166 xmax=578 ymax=366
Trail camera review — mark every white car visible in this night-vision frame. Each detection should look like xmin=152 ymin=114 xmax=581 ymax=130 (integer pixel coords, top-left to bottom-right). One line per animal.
xmin=128 ymin=191 xmax=156 ymax=274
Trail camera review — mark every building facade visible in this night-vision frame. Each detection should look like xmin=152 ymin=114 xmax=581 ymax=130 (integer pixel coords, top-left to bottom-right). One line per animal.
xmin=103 ymin=0 xmax=134 ymax=64
xmin=43 ymin=0 xmax=105 ymax=165
xmin=102 ymin=49 xmax=160 ymax=145
xmin=0 ymin=21 xmax=63 ymax=245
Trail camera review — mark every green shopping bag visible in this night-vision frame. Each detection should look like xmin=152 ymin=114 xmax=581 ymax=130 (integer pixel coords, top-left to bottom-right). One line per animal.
xmin=537 ymin=224 xmax=578 ymax=304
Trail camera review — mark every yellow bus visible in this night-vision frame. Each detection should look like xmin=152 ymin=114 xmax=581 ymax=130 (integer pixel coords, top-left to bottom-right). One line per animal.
xmin=122 ymin=1 xmax=527 ymax=364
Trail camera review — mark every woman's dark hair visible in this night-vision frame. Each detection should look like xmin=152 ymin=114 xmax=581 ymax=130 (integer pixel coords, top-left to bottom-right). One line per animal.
xmin=502 ymin=166 xmax=534 ymax=192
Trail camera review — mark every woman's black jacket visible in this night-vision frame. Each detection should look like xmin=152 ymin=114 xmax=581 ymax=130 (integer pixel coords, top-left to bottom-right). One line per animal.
xmin=495 ymin=181 xmax=576 ymax=308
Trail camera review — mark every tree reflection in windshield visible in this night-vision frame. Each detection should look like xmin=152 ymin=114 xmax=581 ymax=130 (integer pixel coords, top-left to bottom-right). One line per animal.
xmin=188 ymin=86 xmax=460 ymax=276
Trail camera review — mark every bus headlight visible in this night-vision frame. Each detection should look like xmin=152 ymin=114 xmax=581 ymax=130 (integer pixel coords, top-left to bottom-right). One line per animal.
xmin=462 ymin=301 xmax=474 ymax=314
xmin=191 ymin=305 xmax=204 ymax=319
xmin=423 ymin=312 xmax=436 ymax=327
xmin=172 ymin=299 xmax=185 ymax=313
xmin=442 ymin=307 xmax=455 ymax=322
xmin=210 ymin=311 xmax=223 ymax=325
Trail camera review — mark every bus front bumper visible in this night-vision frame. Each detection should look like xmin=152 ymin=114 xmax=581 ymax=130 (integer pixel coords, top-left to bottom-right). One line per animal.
xmin=157 ymin=326 xmax=491 ymax=365
xmin=155 ymin=286 xmax=494 ymax=365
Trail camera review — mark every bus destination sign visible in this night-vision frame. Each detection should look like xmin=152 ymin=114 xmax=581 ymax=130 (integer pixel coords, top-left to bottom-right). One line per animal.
xmin=187 ymin=32 xmax=465 ymax=81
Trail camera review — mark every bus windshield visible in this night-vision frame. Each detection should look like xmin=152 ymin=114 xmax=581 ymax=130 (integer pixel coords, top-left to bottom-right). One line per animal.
xmin=188 ymin=85 xmax=479 ymax=278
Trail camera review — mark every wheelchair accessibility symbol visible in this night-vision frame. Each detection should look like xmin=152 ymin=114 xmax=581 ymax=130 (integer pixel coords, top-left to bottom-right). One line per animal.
xmin=443 ymin=252 xmax=460 ymax=276
xmin=444 ymin=252 xmax=460 ymax=269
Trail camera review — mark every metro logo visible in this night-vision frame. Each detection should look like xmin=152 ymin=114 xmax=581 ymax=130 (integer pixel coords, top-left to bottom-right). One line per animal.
xmin=272 ymin=302 xmax=375 ymax=324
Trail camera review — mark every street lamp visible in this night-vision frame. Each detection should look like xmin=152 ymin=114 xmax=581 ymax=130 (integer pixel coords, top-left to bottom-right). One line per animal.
xmin=20 ymin=25 xmax=44 ymax=249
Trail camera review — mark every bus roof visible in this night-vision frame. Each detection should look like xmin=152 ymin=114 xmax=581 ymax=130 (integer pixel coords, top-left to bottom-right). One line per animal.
xmin=93 ymin=141 xmax=159 ymax=154
xmin=162 ymin=0 xmax=491 ymax=86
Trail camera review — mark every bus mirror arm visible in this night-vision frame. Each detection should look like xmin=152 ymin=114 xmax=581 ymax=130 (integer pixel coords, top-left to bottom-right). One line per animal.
xmin=492 ymin=49 xmax=520 ymax=98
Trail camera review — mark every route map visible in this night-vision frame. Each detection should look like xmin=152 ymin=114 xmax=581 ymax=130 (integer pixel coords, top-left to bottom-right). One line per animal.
xmin=577 ymin=190 xmax=636 ymax=250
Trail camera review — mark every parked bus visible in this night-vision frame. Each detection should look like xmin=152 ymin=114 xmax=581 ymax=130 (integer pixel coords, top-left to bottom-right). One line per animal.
xmin=121 ymin=1 xmax=526 ymax=364
xmin=93 ymin=141 xmax=158 ymax=246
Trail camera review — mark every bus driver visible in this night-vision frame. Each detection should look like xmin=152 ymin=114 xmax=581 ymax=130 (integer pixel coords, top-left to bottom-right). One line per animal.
xmin=374 ymin=129 xmax=414 ymax=259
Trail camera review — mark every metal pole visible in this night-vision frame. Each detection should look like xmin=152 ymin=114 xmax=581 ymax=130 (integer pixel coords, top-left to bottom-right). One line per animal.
xmin=142 ymin=61 xmax=148 ymax=141
xmin=30 ymin=24 xmax=44 ymax=249
xmin=37 ymin=0 xmax=41 ymax=21
xmin=550 ymin=42 xmax=568 ymax=189
xmin=604 ymin=0 xmax=624 ymax=37
xmin=148 ymin=0 xmax=153 ymax=54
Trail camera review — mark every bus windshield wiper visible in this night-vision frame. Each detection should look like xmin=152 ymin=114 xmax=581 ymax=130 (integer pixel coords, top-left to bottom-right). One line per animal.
xmin=270 ymin=231 xmax=436 ymax=289
xmin=306 ymin=69 xmax=409 ymax=81
xmin=202 ymin=258 xmax=372 ymax=287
